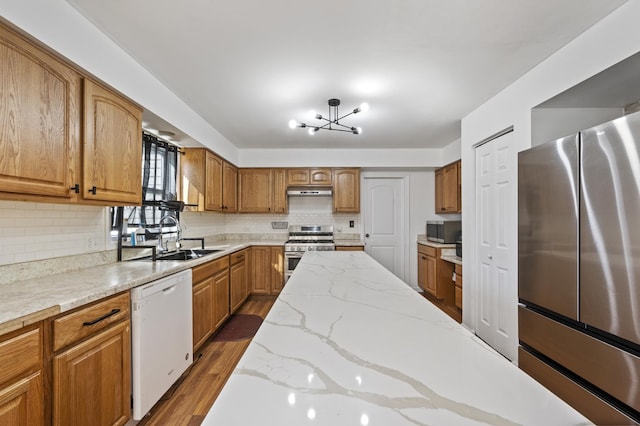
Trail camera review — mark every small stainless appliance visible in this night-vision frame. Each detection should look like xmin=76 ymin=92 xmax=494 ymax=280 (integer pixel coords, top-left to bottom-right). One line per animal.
xmin=284 ymin=225 xmax=335 ymax=282
xmin=426 ymin=220 xmax=461 ymax=243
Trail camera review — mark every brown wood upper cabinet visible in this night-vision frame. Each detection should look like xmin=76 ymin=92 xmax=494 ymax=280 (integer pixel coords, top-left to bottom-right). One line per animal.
xmin=333 ymin=168 xmax=360 ymax=213
xmin=435 ymin=160 xmax=461 ymax=214
xmin=0 ymin=22 xmax=142 ymax=206
xmin=181 ymin=148 xmax=237 ymax=212
xmin=83 ymin=79 xmax=142 ymax=205
xmin=236 ymin=168 xmax=287 ymax=213
xmin=287 ymin=168 xmax=332 ymax=186
xmin=0 ymin=23 xmax=81 ymax=202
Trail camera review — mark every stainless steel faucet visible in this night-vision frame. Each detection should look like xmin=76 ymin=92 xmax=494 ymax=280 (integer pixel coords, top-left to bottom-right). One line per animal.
xmin=157 ymin=213 xmax=182 ymax=252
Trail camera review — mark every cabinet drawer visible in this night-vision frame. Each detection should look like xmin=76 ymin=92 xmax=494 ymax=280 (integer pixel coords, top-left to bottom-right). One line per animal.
xmin=192 ymin=256 xmax=229 ymax=283
xmin=454 ymin=264 xmax=462 ymax=276
xmin=454 ymin=286 xmax=462 ymax=309
xmin=456 ymin=274 xmax=463 ymax=288
xmin=229 ymin=249 xmax=247 ymax=266
xmin=0 ymin=325 xmax=41 ymax=387
xmin=418 ymin=244 xmax=437 ymax=258
xmin=52 ymin=292 xmax=130 ymax=352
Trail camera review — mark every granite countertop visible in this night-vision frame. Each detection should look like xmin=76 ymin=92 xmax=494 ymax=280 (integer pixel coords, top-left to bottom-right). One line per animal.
xmin=441 ymin=255 xmax=463 ymax=266
xmin=0 ymin=239 xmax=286 ymax=335
xmin=334 ymin=239 xmax=365 ymax=246
xmin=203 ymin=252 xmax=590 ymax=425
xmin=417 ymin=236 xmax=456 ymax=249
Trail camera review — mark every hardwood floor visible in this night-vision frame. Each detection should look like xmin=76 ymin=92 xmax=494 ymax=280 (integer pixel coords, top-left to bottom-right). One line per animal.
xmin=137 ymin=295 xmax=277 ymax=425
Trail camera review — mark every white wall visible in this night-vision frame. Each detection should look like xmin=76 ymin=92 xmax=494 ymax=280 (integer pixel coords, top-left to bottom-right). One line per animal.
xmin=460 ymin=1 xmax=640 ymax=331
xmin=238 ymin=148 xmax=443 ymax=168
xmin=0 ymin=0 xmax=238 ymax=163
xmin=531 ymin=107 xmax=623 ymax=146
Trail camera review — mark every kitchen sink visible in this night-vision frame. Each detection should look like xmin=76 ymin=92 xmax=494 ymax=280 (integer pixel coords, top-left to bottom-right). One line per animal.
xmin=153 ymin=249 xmax=224 ymax=261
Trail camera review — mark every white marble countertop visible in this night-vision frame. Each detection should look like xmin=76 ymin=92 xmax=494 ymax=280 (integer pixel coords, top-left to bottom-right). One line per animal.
xmin=0 ymin=239 xmax=286 ymax=335
xmin=334 ymin=240 xmax=365 ymax=246
xmin=203 ymin=251 xmax=590 ymax=426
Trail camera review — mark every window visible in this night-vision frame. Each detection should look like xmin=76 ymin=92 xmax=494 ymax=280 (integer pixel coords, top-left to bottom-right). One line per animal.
xmin=112 ymin=133 xmax=179 ymax=239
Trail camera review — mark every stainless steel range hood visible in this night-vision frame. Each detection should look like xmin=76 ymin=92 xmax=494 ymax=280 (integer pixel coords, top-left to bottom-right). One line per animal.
xmin=287 ymin=187 xmax=332 ymax=197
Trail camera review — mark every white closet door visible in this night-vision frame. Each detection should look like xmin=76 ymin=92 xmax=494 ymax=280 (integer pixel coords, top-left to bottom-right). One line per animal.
xmin=475 ymin=130 xmax=518 ymax=361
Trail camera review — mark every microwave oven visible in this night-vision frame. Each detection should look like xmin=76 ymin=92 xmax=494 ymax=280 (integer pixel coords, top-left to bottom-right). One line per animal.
xmin=426 ymin=220 xmax=461 ymax=244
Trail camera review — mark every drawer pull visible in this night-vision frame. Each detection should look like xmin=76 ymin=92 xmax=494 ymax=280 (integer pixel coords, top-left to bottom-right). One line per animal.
xmin=236 ymin=255 xmax=245 ymax=260
xmin=82 ymin=308 xmax=121 ymax=326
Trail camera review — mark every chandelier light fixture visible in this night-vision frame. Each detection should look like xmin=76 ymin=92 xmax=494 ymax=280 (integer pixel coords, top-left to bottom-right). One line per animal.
xmin=289 ymin=98 xmax=369 ymax=135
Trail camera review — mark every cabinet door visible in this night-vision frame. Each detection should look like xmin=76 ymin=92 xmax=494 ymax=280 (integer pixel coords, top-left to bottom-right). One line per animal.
xmin=53 ymin=320 xmax=131 ymax=426
xmin=310 ymin=169 xmax=332 ymax=185
xmin=180 ymin=148 xmax=206 ymax=211
xmin=192 ymin=278 xmax=214 ymax=351
xmin=83 ymin=79 xmax=142 ymax=205
xmin=333 ymin=168 xmax=360 ymax=212
xmin=425 ymin=255 xmax=438 ymax=297
xmin=272 ymin=169 xmax=288 ymax=213
xmin=250 ymin=247 xmax=270 ymax=294
xmin=205 ymin=151 xmax=222 ymax=211
xmin=212 ymin=270 xmax=230 ymax=330
xmin=442 ymin=162 xmax=459 ymax=212
xmin=222 ymin=161 xmax=238 ymax=212
xmin=230 ymin=260 xmax=247 ymax=313
xmin=417 ymin=251 xmax=427 ymax=292
xmin=0 ymin=371 xmax=43 ymax=426
xmin=435 ymin=168 xmax=444 ymax=213
xmin=287 ymin=169 xmax=309 ymax=186
xmin=238 ymin=169 xmax=272 ymax=212
xmin=0 ymin=24 xmax=81 ymax=200
xmin=270 ymin=247 xmax=284 ymax=294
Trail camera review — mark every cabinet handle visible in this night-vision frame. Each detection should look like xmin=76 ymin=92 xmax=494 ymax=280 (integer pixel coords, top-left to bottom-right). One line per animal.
xmin=421 ymin=256 xmax=426 ymax=260
xmin=82 ymin=308 xmax=120 ymax=326
xmin=236 ymin=255 xmax=245 ymax=260
xmin=69 ymin=184 xmax=80 ymax=193
xmin=88 ymin=186 xmax=97 ymax=195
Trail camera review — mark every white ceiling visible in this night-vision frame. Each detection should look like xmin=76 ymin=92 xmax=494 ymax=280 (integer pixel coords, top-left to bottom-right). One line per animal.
xmin=65 ymin=0 xmax=626 ymax=150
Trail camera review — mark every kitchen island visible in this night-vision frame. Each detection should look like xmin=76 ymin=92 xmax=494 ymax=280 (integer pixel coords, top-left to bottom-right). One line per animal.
xmin=203 ymin=251 xmax=590 ymax=425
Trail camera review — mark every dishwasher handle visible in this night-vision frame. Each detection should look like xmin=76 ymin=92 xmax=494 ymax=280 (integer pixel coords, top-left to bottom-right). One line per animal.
xmin=162 ymin=285 xmax=176 ymax=294
xmin=83 ymin=308 xmax=121 ymax=326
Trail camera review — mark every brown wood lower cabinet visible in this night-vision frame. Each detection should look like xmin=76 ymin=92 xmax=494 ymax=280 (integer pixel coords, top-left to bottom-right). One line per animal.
xmin=53 ymin=321 xmax=130 ymax=426
xmin=251 ymin=246 xmax=284 ymax=295
xmin=335 ymin=246 xmax=364 ymax=251
xmin=0 ymin=324 xmax=44 ymax=426
xmin=230 ymin=249 xmax=249 ymax=313
xmin=454 ymin=264 xmax=463 ymax=309
xmin=51 ymin=292 xmax=131 ymax=426
xmin=192 ymin=256 xmax=230 ymax=352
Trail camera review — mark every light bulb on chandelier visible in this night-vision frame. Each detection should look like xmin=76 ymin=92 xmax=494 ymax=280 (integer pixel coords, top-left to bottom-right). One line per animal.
xmin=289 ymin=99 xmax=368 ymax=135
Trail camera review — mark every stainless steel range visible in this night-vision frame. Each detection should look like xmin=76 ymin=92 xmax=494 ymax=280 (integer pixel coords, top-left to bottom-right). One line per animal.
xmin=284 ymin=225 xmax=335 ymax=282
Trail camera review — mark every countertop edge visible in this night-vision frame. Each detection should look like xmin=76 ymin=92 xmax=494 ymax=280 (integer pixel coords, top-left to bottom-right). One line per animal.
xmin=0 ymin=240 xmax=283 ymax=331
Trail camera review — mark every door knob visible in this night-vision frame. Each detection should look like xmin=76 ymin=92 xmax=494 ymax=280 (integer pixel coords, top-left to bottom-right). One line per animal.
xmin=488 ymin=255 xmax=493 ymax=260
xmin=365 ymin=233 xmax=370 ymax=238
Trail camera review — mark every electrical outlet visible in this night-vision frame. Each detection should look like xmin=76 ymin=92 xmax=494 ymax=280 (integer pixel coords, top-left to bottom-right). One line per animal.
xmin=349 ymin=220 xmax=354 ymax=228
xmin=86 ymin=236 xmax=98 ymax=250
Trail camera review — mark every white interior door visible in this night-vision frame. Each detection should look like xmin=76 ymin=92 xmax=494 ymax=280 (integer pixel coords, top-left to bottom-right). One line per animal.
xmin=363 ymin=177 xmax=405 ymax=280
xmin=475 ymin=130 xmax=518 ymax=361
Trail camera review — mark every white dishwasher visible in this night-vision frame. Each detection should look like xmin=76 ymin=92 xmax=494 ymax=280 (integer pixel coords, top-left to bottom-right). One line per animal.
xmin=131 ymin=269 xmax=193 ymax=420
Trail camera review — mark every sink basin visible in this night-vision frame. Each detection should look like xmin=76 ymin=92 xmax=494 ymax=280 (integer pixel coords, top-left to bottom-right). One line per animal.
xmin=154 ymin=249 xmax=223 ymax=261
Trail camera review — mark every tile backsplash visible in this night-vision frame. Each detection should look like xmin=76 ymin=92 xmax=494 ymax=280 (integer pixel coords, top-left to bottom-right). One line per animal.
xmin=0 ymin=199 xmax=361 ymax=267
xmin=0 ymin=201 xmax=110 ymax=266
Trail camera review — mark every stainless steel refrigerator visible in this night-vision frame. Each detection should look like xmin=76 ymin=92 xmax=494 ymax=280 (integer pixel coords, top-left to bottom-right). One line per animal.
xmin=518 ymin=112 xmax=640 ymax=425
